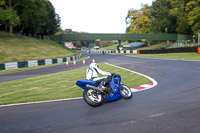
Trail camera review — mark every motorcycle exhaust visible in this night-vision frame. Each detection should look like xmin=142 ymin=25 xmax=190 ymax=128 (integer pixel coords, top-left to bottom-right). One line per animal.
xmin=86 ymin=85 xmax=105 ymax=94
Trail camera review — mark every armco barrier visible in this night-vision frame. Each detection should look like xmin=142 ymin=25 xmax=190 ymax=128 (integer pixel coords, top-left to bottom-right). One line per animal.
xmin=0 ymin=53 xmax=82 ymax=71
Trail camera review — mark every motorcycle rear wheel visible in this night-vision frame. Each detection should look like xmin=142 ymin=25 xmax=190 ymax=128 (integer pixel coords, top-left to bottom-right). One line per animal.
xmin=120 ymin=84 xmax=132 ymax=99
xmin=83 ymin=89 xmax=104 ymax=107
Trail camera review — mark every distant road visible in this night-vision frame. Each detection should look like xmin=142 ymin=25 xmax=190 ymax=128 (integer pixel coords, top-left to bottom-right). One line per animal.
xmin=1 ymin=53 xmax=200 ymax=133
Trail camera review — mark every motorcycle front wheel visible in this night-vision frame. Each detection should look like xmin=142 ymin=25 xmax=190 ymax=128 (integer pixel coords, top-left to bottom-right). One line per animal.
xmin=83 ymin=89 xmax=104 ymax=107
xmin=120 ymin=84 xmax=132 ymax=99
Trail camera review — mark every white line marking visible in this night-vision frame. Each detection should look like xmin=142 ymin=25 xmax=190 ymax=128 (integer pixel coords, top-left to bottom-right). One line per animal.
xmin=130 ymin=89 xmax=140 ymax=92
xmin=148 ymin=113 xmax=165 ymax=118
xmin=0 ymin=97 xmax=83 ymax=108
xmin=104 ymin=62 xmax=158 ymax=92
xmin=140 ymin=84 xmax=152 ymax=88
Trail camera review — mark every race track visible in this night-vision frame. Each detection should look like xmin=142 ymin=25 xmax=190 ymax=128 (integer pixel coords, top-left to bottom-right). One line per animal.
xmin=1 ymin=53 xmax=200 ymax=133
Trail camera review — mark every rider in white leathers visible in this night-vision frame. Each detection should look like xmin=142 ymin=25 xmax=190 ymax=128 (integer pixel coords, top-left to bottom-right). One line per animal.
xmin=86 ymin=63 xmax=111 ymax=90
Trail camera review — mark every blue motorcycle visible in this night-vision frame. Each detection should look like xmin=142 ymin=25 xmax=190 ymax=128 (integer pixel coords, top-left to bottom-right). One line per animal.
xmin=76 ymin=73 xmax=132 ymax=107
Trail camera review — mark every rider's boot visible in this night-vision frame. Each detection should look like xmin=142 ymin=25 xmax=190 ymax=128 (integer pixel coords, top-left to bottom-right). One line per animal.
xmin=98 ymin=81 xmax=107 ymax=92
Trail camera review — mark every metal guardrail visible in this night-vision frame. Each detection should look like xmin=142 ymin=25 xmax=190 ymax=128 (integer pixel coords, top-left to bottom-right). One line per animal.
xmin=0 ymin=53 xmax=82 ymax=71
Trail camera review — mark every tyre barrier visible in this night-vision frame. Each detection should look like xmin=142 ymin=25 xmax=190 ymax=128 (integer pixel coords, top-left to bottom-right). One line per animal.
xmin=140 ymin=46 xmax=199 ymax=54
xmin=92 ymin=47 xmax=200 ymax=54
xmin=0 ymin=53 xmax=82 ymax=71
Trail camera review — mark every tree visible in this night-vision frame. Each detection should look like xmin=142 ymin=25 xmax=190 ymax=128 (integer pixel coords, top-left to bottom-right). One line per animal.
xmin=125 ymin=9 xmax=141 ymax=33
xmin=38 ymin=1 xmax=61 ymax=35
xmin=0 ymin=7 xmax=20 ymax=34
xmin=0 ymin=0 xmax=60 ymax=36
xmin=129 ymin=15 xmax=152 ymax=33
xmin=19 ymin=0 xmax=49 ymax=35
xmin=186 ymin=0 xmax=200 ymax=35
xmin=167 ymin=0 xmax=192 ymax=34
xmin=151 ymin=0 xmax=177 ymax=33
xmin=126 ymin=4 xmax=152 ymax=34
xmin=126 ymin=0 xmax=200 ymax=36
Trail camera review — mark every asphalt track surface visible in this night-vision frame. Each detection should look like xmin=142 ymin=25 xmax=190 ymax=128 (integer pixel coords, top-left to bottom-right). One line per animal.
xmin=1 ymin=53 xmax=200 ymax=133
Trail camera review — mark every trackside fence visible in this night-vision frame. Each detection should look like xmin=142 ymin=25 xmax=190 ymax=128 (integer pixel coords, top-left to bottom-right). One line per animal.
xmin=140 ymin=47 xmax=198 ymax=54
xmin=0 ymin=53 xmax=82 ymax=71
xmin=91 ymin=46 xmax=200 ymax=54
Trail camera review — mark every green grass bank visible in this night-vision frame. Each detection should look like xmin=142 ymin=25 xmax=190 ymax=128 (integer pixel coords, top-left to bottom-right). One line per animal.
xmin=0 ymin=31 xmax=77 ymax=63
xmin=130 ymin=53 xmax=200 ymax=60
xmin=0 ymin=63 xmax=151 ymax=105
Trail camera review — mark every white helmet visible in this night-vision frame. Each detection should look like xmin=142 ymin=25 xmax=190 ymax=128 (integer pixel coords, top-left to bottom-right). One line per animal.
xmin=90 ymin=63 xmax=99 ymax=69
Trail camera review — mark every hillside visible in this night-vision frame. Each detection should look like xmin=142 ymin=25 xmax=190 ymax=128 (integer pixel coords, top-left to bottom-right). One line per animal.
xmin=0 ymin=31 xmax=77 ymax=63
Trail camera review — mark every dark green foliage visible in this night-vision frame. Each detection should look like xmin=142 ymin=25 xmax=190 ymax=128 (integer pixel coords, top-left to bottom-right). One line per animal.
xmin=151 ymin=0 xmax=177 ymax=33
xmin=0 ymin=0 xmax=60 ymax=36
xmin=126 ymin=0 xmax=200 ymax=35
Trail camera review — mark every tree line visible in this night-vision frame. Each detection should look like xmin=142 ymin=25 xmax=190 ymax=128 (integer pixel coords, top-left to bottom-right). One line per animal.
xmin=0 ymin=0 xmax=60 ymax=36
xmin=126 ymin=0 xmax=200 ymax=37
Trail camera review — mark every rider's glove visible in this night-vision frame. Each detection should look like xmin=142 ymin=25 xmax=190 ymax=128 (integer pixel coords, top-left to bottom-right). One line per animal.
xmin=111 ymin=73 xmax=115 ymax=77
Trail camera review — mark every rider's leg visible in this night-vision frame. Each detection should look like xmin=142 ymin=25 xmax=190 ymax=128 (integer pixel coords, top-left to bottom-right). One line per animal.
xmin=93 ymin=77 xmax=108 ymax=91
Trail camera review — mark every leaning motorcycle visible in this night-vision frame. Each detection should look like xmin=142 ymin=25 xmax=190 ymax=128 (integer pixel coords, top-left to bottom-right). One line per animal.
xmin=76 ymin=73 xmax=132 ymax=107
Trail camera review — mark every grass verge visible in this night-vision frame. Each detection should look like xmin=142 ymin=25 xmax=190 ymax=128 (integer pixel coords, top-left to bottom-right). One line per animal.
xmin=136 ymin=42 xmax=199 ymax=50
xmin=0 ymin=63 xmax=151 ymax=105
xmin=136 ymin=42 xmax=167 ymax=50
xmin=130 ymin=53 xmax=200 ymax=60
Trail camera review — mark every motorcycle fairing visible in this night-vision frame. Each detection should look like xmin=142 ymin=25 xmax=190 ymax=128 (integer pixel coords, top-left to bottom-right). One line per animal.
xmin=105 ymin=75 xmax=122 ymax=102
xmin=76 ymin=79 xmax=98 ymax=90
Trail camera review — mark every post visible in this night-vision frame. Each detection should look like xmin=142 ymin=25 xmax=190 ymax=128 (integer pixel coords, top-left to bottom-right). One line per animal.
xmin=167 ymin=40 xmax=169 ymax=46
xmin=118 ymin=40 xmax=122 ymax=50
xmin=197 ymin=47 xmax=200 ymax=54
xmin=193 ymin=35 xmax=196 ymax=44
xmin=198 ymin=32 xmax=200 ymax=45
xmin=148 ymin=41 xmax=150 ymax=47
xmin=118 ymin=40 xmax=121 ymax=46
xmin=9 ymin=0 xmax=13 ymax=35
xmin=95 ymin=39 xmax=101 ymax=48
